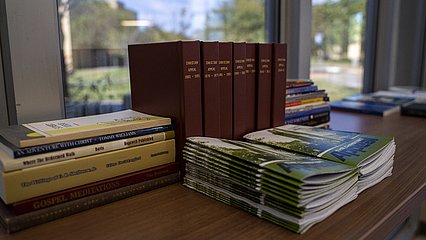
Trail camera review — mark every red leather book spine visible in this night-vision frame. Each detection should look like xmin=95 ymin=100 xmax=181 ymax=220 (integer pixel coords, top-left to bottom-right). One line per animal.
xmin=256 ymin=43 xmax=272 ymax=130
xmin=271 ymin=43 xmax=287 ymax=127
xmin=245 ymin=43 xmax=257 ymax=133
xmin=128 ymin=41 xmax=202 ymax=164
xmin=232 ymin=42 xmax=247 ymax=139
xmin=201 ymin=41 xmax=221 ymax=137
xmin=218 ymin=42 xmax=233 ymax=139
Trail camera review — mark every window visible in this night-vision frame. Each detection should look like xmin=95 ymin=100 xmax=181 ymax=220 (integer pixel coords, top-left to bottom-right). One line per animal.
xmin=58 ymin=0 xmax=266 ymax=117
xmin=310 ymin=0 xmax=366 ymax=101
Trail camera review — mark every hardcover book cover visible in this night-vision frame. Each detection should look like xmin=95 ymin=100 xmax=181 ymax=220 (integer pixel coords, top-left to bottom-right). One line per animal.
xmin=256 ymin=44 xmax=272 ymax=130
xmin=128 ymin=41 xmax=203 ymax=163
xmin=218 ymin=42 xmax=233 ymax=139
xmin=0 ymin=110 xmax=171 ymax=148
xmin=232 ymin=42 xmax=247 ymax=139
xmin=271 ymin=43 xmax=287 ymax=127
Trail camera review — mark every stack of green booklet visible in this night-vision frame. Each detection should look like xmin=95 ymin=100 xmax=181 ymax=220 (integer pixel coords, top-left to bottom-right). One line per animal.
xmin=244 ymin=124 xmax=395 ymax=193
xmin=183 ymin=125 xmax=394 ymax=234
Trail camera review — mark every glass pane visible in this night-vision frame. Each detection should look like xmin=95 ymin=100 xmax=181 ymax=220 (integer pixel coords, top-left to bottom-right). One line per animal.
xmin=58 ymin=0 xmax=266 ymax=117
xmin=310 ymin=0 xmax=366 ymax=101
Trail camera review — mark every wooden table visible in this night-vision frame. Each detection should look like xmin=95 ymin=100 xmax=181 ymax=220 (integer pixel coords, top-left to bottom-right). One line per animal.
xmin=0 ymin=111 xmax=425 ymax=239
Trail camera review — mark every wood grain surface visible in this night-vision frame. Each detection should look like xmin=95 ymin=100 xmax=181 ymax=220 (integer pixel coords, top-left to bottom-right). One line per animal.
xmin=0 ymin=111 xmax=425 ymax=240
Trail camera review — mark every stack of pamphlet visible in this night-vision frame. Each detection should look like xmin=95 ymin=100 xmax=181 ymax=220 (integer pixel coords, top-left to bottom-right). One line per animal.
xmin=0 ymin=110 xmax=179 ymax=233
xmin=285 ymin=79 xmax=330 ymax=127
xmin=183 ymin=124 xmax=395 ymax=233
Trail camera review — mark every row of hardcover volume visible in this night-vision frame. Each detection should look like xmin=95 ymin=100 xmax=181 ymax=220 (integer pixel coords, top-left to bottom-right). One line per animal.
xmin=183 ymin=124 xmax=395 ymax=233
xmin=128 ymin=41 xmax=287 ymax=162
xmin=0 ymin=110 xmax=178 ymax=233
xmin=285 ymin=79 xmax=330 ymax=127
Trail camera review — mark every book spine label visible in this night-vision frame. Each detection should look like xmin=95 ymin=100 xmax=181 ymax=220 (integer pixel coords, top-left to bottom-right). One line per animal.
xmin=271 ymin=43 xmax=287 ymax=127
xmin=232 ymin=42 xmax=247 ymax=139
xmin=201 ymin=41 xmax=221 ymax=137
xmin=8 ymin=125 xmax=173 ymax=158
xmin=1 ymin=130 xmax=175 ymax=172
xmin=182 ymin=41 xmax=203 ymax=137
xmin=245 ymin=43 xmax=257 ymax=133
xmin=1 ymin=139 xmax=176 ymax=204
xmin=218 ymin=42 xmax=233 ymax=139
xmin=11 ymin=162 xmax=179 ymax=215
xmin=256 ymin=44 xmax=272 ymax=130
xmin=4 ymin=173 xmax=180 ymax=233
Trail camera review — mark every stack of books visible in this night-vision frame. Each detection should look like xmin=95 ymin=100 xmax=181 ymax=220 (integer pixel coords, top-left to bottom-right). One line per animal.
xmin=331 ymin=92 xmax=415 ymax=117
xmin=128 ymin=41 xmax=287 ymax=163
xmin=285 ymin=79 xmax=330 ymax=127
xmin=0 ymin=110 xmax=179 ymax=233
xmin=183 ymin=124 xmax=395 ymax=233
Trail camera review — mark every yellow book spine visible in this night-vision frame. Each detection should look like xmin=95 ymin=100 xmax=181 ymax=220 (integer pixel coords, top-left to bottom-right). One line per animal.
xmin=300 ymin=97 xmax=324 ymax=105
xmin=0 ymin=139 xmax=175 ymax=204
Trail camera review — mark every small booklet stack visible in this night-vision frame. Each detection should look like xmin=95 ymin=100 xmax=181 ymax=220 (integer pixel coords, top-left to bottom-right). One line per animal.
xmin=285 ymin=79 xmax=330 ymax=127
xmin=0 ymin=110 xmax=179 ymax=233
xmin=183 ymin=124 xmax=395 ymax=233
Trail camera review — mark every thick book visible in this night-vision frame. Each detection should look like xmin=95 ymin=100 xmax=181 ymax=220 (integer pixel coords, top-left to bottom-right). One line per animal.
xmin=183 ymin=137 xmax=358 ymax=233
xmin=285 ymin=113 xmax=330 ymax=126
xmin=232 ymin=42 xmax=247 ymax=139
xmin=128 ymin=41 xmax=203 ymax=163
xmin=0 ymin=139 xmax=176 ymax=204
xmin=271 ymin=43 xmax=287 ymax=127
xmin=244 ymin=124 xmax=395 ymax=193
xmin=218 ymin=42 xmax=233 ymax=139
xmin=10 ymin=162 xmax=179 ymax=215
xmin=0 ymin=130 xmax=174 ymax=172
xmin=201 ymin=41 xmax=221 ymax=137
xmin=0 ymin=110 xmax=171 ymax=148
xmin=0 ymin=125 xmax=172 ymax=159
xmin=245 ymin=43 xmax=257 ymax=133
xmin=256 ymin=43 xmax=273 ymax=130
xmin=0 ymin=172 xmax=180 ymax=233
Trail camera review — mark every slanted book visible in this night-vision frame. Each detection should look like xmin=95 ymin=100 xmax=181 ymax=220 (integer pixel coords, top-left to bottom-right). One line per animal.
xmin=0 ymin=110 xmax=171 ymax=148
xmin=244 ymin=124 xmax=395 ymax=193
xmin=183 ymin=137 xmax=358 ymax=233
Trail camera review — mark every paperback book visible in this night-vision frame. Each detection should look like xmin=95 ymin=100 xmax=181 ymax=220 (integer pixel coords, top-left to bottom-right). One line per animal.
xmin=244 ymin=124 xmax=395 ymax=193
xmin=183 ymin=137 xmax=359 ymax=233
xmin=0 ymin=110 xmax=171 ymax=148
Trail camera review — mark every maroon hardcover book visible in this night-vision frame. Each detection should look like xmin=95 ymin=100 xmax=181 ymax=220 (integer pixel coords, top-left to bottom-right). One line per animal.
xmin=201 ymin=41 xmax=221 ymax=137
xmin=218 ymin=42 xmax=233 ymax=139
xmin=256 ymin=43 xmax=272 ymax=130
xmin=128 ymin=41 xmax=203 ymax=163
xmin=271 ymin=43 xmax=287 ymax=127
xmin=232 ymin=43 xmax=247 ymax=139
xmin=245 ymin=43 xmax=257 ymax=133
xmin=10 ymin=162 xmax=179 ymax=215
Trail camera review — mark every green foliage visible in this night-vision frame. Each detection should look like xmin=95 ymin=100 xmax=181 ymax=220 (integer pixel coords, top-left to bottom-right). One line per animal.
xmin=312 ymin=0 xmax=366 ymax=60
xmin=208 ymin=0 xmax=265 ymax=42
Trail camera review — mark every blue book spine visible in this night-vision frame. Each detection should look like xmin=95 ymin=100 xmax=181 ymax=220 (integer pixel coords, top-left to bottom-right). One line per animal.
xmin=6 ymin=125 xmax=173 ymax=158
xmin=286 ymin=85 xmax=319 ymax=95
xmin=285 ymin=106 xmax=331 ymax=119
